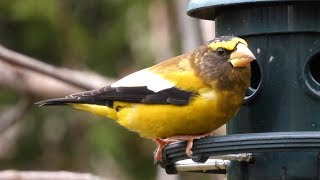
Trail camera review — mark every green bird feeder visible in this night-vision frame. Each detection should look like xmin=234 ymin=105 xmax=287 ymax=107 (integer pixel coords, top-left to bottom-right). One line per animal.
xmin=161 ymin=1 xmax=320 ymax=179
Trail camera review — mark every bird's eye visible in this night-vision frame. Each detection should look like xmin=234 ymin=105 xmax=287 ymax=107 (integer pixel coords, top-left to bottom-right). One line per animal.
xmin=216 ymin=48 xmax=225 ymax=55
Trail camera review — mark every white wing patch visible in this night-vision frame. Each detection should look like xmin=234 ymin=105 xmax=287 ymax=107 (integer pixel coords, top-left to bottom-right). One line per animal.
xmin=199 ymin=90 xmax=217 ymax=101
xmin=111 ymin=68 xmax=175 ymax=92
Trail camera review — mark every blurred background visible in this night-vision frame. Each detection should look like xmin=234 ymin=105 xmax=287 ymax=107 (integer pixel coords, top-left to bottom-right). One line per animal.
xmin=0 ymin=0 xmax=223 ymax=179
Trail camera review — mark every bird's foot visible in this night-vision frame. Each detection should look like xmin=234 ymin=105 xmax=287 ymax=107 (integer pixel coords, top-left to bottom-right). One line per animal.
xmin=153 ymin=138 xmax=177 ymax=163
xmin=153 ymin=133 xmax=212 ymax=162
xmin=166 ymin=133 xmax=212 ymax=157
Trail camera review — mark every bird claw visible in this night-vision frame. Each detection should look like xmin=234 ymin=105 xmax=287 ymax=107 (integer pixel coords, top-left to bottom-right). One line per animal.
xmin=153 ymin=138 xmax=177 ymax=163
xmin=153 ymin=133 xmax=212 ymax=163
xmin=167 ymin=133 xmax=212 ymax=157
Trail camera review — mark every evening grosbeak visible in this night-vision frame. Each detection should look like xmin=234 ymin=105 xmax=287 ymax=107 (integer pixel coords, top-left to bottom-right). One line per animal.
xmin=36 ymin=36 xmax=255 ymax=162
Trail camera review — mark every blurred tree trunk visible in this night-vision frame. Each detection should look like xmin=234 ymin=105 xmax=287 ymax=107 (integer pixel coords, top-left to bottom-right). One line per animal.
xmin=149 ymin=0 xmax=174 ymax=62
xmin=174 ymin=0 xmax=202 ymax=53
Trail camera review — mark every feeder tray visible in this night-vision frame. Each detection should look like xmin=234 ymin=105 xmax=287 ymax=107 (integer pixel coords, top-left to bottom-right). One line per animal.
xmin=161 ymin=131 xmax=320 ymax=174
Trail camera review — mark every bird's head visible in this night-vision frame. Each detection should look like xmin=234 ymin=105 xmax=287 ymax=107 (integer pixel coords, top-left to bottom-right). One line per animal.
xmin=192 ymin=36 xmax=256 ymax=90
xmin=207 ymin=36 xmax=255 ymax=68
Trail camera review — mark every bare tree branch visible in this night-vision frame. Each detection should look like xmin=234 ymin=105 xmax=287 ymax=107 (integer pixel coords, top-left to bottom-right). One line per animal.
xmin=0 ymin=49 xmax=116 ymax=99
xmin=0 ymin=60 xmax=82 ymax=98
xmin=0 ymin=60 xmax=115 ymax=98
xmin=0 ymin=45 xmax=114 ymax=91
xmin=0 ymin=170 xmax=106 ymax=180
xmin=0 ymin=46 xmax=117 ymax=180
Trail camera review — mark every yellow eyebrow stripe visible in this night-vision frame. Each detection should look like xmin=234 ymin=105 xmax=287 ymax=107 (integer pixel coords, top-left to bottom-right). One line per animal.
xmin=208 ymin=37 xmax=248 ymax=51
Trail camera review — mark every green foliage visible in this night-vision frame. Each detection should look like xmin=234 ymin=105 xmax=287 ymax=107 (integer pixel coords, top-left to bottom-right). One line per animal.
xmin=0 ymin=0 xmax=152 ymax=73
xmin=0 ymin=89 xmax=20 ymax=103
xmin=88 ymin=120 xmax=155 ymax=180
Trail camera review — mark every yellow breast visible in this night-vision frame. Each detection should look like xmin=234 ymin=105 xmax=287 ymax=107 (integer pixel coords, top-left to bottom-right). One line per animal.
xmin=115 ymin=89 xmax=242 ymax=138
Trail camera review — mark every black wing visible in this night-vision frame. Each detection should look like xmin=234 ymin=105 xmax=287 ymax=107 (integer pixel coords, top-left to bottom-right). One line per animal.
xmin=36 ymin=85 xmax=195 ymax=107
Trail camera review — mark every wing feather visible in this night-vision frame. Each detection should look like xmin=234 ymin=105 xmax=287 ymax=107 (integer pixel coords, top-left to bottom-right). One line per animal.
xmin=36 ymin=85 xmax=195 ymax=107
xmin=111 ymin=69 xmax=174 ymax=92
xmin=36 ymin=54 xmax=199 ymax=107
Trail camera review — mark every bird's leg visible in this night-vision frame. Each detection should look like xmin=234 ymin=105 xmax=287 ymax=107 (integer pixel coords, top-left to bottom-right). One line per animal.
xmin=166 ymin=133 xmax=212 ymax=157
xmin=153 ymin=138 xmax=177 ymax=162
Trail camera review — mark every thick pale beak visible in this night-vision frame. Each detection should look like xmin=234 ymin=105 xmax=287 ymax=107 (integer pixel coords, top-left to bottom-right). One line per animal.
xmin=229 ymin=43 xmax=256 ymax=67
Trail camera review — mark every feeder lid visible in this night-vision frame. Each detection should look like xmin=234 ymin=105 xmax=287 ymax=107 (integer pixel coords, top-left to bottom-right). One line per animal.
xmin=187 ymin=0 xmax=320 ymax=20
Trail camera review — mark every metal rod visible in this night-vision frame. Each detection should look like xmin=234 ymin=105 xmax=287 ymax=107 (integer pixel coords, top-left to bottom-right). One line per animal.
xmin=210 ymin=153 xmax=253 ymax=163
xmin=174 ymin=153 xmax=253 ymax=172
xmin=175 ymin=159 xmax=230 ymax=172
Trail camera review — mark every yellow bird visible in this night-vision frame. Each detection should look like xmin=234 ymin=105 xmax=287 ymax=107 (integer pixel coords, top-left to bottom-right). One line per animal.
xmin=36 ymin=36 xmax=255 ymax=162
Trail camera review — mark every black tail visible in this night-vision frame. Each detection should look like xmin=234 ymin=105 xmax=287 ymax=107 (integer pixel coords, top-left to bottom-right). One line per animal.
xmin=35 ymin=96 xmax=108 ymax=106
xmin=35 ymin=97 xmax=84 ymax=106
xmin=35 ymin=89 xmax=109 ymax=107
